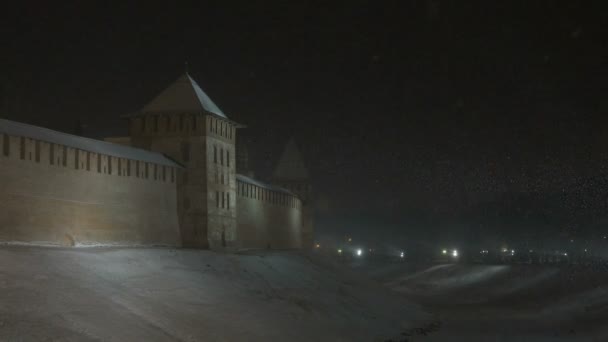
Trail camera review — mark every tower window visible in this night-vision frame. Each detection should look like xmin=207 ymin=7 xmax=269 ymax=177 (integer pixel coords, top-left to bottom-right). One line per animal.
xmin=220 ymin=148 xmax=224 ymax=165
xmin=227 ymin=193 xmax=230 ymax=209
xmin=19 ymin=137 xmax=25 ymax=160
xmin=2 ymin=134 xmax=9 ymax=157
xmin=181 ymin=142 xmax=190 ymax=162
xmin=35 ymin=140 xmax=40 ymax=162
xmin=227 ymin=150 xmax=230 ymax=167
xmin=62 ymin=146 xmax=67 ymax=166
xmin=216 ymin=191 xmax=220 ymax=208
xmin=214 ymin=145 xmax=217 ymax=163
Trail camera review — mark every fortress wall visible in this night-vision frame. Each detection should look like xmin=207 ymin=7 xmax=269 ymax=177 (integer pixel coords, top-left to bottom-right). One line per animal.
xmin=236 ymin=178 xmax=302 ymax=249
xmin=0 ymin=133 xmax=181 ymax=246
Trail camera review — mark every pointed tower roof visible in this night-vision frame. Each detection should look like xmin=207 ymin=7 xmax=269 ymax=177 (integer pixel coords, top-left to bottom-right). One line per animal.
xmin=273 ymin=138 xmax=309 ymax=181
xmin=141 ymin=73 xmax=227 ymax=118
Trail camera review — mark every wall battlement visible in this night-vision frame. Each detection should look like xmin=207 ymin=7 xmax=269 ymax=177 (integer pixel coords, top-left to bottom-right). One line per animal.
xmin=0 ymin=73 xmax=312 ymax=250
xmin=0 ymin=128 xmax=181 ymax=247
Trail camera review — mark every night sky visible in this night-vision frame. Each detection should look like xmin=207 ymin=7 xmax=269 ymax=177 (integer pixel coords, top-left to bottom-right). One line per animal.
xmin=2 ymin=1 xmax=608 ymax=247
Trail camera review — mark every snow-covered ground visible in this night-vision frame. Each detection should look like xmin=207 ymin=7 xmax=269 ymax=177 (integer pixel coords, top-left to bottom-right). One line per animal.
xmin=356 ymin=261 xmax=608 ymax=341
xmin=0 ymin=246 xmax=427 ymax=341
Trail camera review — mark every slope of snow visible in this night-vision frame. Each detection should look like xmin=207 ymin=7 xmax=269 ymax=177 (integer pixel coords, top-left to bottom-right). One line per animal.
xmin=361 ymin=261 xmax=608 ymax=341
xmin=0 ymin=246 xmax=427 ymax=341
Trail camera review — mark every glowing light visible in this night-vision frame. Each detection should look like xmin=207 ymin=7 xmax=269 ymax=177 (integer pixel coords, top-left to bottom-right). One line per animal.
xmin=563 ymin=252 xmax=568 ymax=256
xmin=337 ymin=249 xmax=342 ymax=254
xmin=356 ymin=249 xmax=362 ymax=256
xmin=511 ymin=249 xmax=515 ymax=256
xmin=584 ymin=249 xmax=588 ymax=253
xmin=452 ymin=249 xmax=458 ymax=257
xmin=348 ymin=237 xmax=352 ymax=242
xmin=315 ymin=244 xmax=320 ymax=248
xmin=442 ymin=249 xmax=447 ymax=255
xmin=400 ymin=252 xmax=405 ymax=258
xmin=502 ymin=248 xmax=508 ymax=253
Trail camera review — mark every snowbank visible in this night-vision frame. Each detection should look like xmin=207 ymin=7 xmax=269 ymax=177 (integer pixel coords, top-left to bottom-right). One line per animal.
xmin=0 ymin=246 xmax=427 ymax=341
xmin=362 ymin=261 xmax=608 ymax=341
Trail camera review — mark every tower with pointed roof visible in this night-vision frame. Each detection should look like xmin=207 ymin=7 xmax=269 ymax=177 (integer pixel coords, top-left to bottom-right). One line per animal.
xmin=128 ymin=73 xmax=241 ymax=249
xmin=272 ymin=138 xmax=314 ymax=248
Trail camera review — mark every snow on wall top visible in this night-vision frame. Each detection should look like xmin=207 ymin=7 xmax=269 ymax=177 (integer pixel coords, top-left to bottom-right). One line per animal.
xmin=139 ymin=73 xmax=227 ymax=119
xmin=0 ymin=118 xmax=181 ymax=168
xmin=236 ymin=174 xmax=296 ymax=196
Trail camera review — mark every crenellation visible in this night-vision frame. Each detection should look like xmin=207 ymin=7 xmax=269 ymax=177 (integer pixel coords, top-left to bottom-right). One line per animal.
xmin=0 ymin=72 xmax=311 ymax=251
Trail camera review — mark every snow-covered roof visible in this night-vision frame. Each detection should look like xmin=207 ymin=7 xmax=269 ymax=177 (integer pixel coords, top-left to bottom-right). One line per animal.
xmin=236 ymin=174 xmax=296 ymax=196
xmin=0 ymin=118 xmax=181 ymax=168
xmin=272 ymin=138 xmax=309 ymax=181
xmin=139 ymin=73 xmax=227 ymax=119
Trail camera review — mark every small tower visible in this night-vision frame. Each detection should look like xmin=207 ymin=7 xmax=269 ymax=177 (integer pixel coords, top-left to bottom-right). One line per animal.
xmin=272 ymin=138 xmax=314 ymax=248
xmin=236 ymin=131 xmax=254 ymax=178
xmin=128 ymin=72 xmax=242 ymax=250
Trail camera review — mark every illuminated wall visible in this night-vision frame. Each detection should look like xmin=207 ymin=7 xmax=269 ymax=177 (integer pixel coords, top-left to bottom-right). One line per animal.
xmin=0 ymin=133 xmax=181 ymax=246
xmin=129 ymin=113 xmax=238 ymax=249
xmin=236 ymin=177 xmax=302 ymax=249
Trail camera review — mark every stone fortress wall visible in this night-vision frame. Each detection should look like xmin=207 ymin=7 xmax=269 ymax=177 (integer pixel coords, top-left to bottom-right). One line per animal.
xmin=0 ymin=121 xmax=181 ymax=246
xmin=0 ymin=73 xmax=312 ymax=250
xmin=235 ymin=175 xmax=302 ymax=249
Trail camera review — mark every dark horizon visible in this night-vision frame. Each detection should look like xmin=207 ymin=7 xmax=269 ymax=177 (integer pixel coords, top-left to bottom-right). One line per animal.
xmin=2 ymin=1 xmax=607 ymax=246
